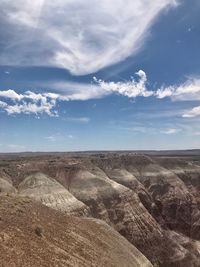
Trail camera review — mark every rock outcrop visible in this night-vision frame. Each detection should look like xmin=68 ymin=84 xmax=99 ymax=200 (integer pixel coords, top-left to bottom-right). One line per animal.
xmin=0 ymin=170 xmax=16 ymax=193
xmin=18 ymin=172 xmax=90 ymax=216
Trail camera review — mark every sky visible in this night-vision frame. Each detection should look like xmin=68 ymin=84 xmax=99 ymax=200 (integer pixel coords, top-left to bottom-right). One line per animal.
xmin=0 ymin=0 xmax=200 ymax=152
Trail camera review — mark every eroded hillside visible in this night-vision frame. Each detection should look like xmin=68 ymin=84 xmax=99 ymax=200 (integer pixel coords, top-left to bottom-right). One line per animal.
xmin=1 ymin=151 xmax=200 ymax=267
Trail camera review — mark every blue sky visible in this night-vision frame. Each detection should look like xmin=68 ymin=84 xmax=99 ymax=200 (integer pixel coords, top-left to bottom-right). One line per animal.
xmin=0 ymin=0 xmax=200 ymax=152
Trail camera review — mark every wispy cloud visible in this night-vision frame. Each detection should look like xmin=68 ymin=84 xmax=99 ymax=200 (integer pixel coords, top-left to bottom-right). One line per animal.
xmin=182 ymin=106 xmax=200 ymax=118
xmin=0 ymin=0 xmax=177 ymax=75
xmin=156 ymin=77 xmax=200 ymax=101
xmin=94 ymin=74 xmax=200 ymax=119
xmin=45 ymin=135 xmax=57 ymax=142
xmin=110 ymin=124 xmax=182 ymax=135
xmin=1 ymin=70 xmax=200 ymax=117
xmin=64 ymin=117 xmax=90 ymax=123
xmin=45 ymin=133 xmax=75 ymax=142
xmin=48 ymin=81 xmax=109 ymax=100
xmin=155 ymin=76 xmax=200 ymax=118
xmin=93 ymin=72 xmax=200 ymax=104
xmin=0 ymin=70 xmax=154 ymax=116
xmin=160 ymin=128 xmax=181 ymax=134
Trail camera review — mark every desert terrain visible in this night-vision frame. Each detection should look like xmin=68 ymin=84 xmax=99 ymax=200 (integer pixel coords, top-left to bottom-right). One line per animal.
xmin=1 ymin=150 xmax=200 ymax=267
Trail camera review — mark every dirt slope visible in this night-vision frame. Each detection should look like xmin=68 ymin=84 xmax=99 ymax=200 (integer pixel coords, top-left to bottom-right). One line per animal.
xmin=0 ymin=194 xmax=153 ymax=267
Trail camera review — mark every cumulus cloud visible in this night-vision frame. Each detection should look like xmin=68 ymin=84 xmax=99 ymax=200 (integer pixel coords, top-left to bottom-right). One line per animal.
xmin=0 ymin=78 xmax=109 ymax=115
xmin=5 ymin=102 xmax=57 ymax=116
xmin=93 ymin=70 xmax=153 ymax=98
xmin=0 ymin=0 xmax=177 ymax=75
xmin=0 ymin=90 xmax=59 ymax=116
xmin=0 ymin=90 xmax=24 ymax=101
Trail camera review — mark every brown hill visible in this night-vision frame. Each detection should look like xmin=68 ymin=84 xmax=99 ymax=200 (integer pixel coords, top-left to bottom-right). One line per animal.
xmin=0 ymin=194 xmax=153 ymax=267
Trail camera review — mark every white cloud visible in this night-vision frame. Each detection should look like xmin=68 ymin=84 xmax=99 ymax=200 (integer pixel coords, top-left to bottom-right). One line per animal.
xmin=0 ymin=90 xmax=24 ymax=101
xmin=0 ymin=90 xmax=58 ymax=116
xmin=5 ymin=102 xmax=57 ymax=116
xmin=0 ymin=85 xmax=99 ymax=116
xmin=110 ymin=124 xmax=182 ymax=135
xmin=160 ymin=128 xmax=181 ymax=134
xmin=0 ymin=101 xmax=8 ymax=108
xmin=49 ymin=81 xmax=109 ymax=100
xmin=93 ymin=70 xmax=154 ymax=98
xmin=0 ymin=81 xmax=107 ymax=115
xmin=156 ymin=77 xmax=200 ymax=101
xmin=45 ymin=135 xmax=57 ymax=142
xmin=97 ymin=73 xmax=200 ymax=102
xmin=156 ymin=86 xmax=174 ymax=99
xmin=45 ymin=133 xmax=75 ymax=143
xmin=182 ymin=106 xmax=200 ymax=118
xmin=155 ymin=77 xmax=200 ymax=119
xmin=64 ymin=117 xmax=90 ymax=123
xmin=1 ymin=70 xmax=200 ymax=118
xmin=92 ymin=73 xmax=200 ymax=105
xmin=0 ymin=0 xmax=177 ymax=75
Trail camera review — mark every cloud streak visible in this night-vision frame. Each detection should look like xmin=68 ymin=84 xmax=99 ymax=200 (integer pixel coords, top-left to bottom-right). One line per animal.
xmin=93 ymin=70 xmax=153 ymax=98
xmin=1 ymin=70 xmax=200 ymax=118
xmin=182 ymin=106 xmax=200 ymax=118
xmin=0 ymin=81 xmax=108 ymax=116
xmin=94 ymin=72 xmax=200 ymax=119
xmin=0 ymin=70 xmax=154 ymax=115
xmin=156 ymin=77 xmax=200 ymax=101
xmin=0 ymin=0 xmax=177 ymax=75
xmin=64 ymin=117 xmax=90 ymax=123
xmin=156 ymin=76 xmax=200 ymax=118
xmin=160 ymin=128 xmax=181 ymax=134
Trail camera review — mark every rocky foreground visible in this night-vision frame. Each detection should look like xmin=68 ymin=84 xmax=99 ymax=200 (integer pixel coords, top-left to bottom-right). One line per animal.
xmin=0 ymin=195 xmax=152 ymax=267
xmin=0 ymin=151 xmax=200 ymax=267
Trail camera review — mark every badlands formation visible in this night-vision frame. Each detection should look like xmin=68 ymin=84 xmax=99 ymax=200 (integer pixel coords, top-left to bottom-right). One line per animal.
xmin=0 ymin=151 xmax=200 ymax=267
